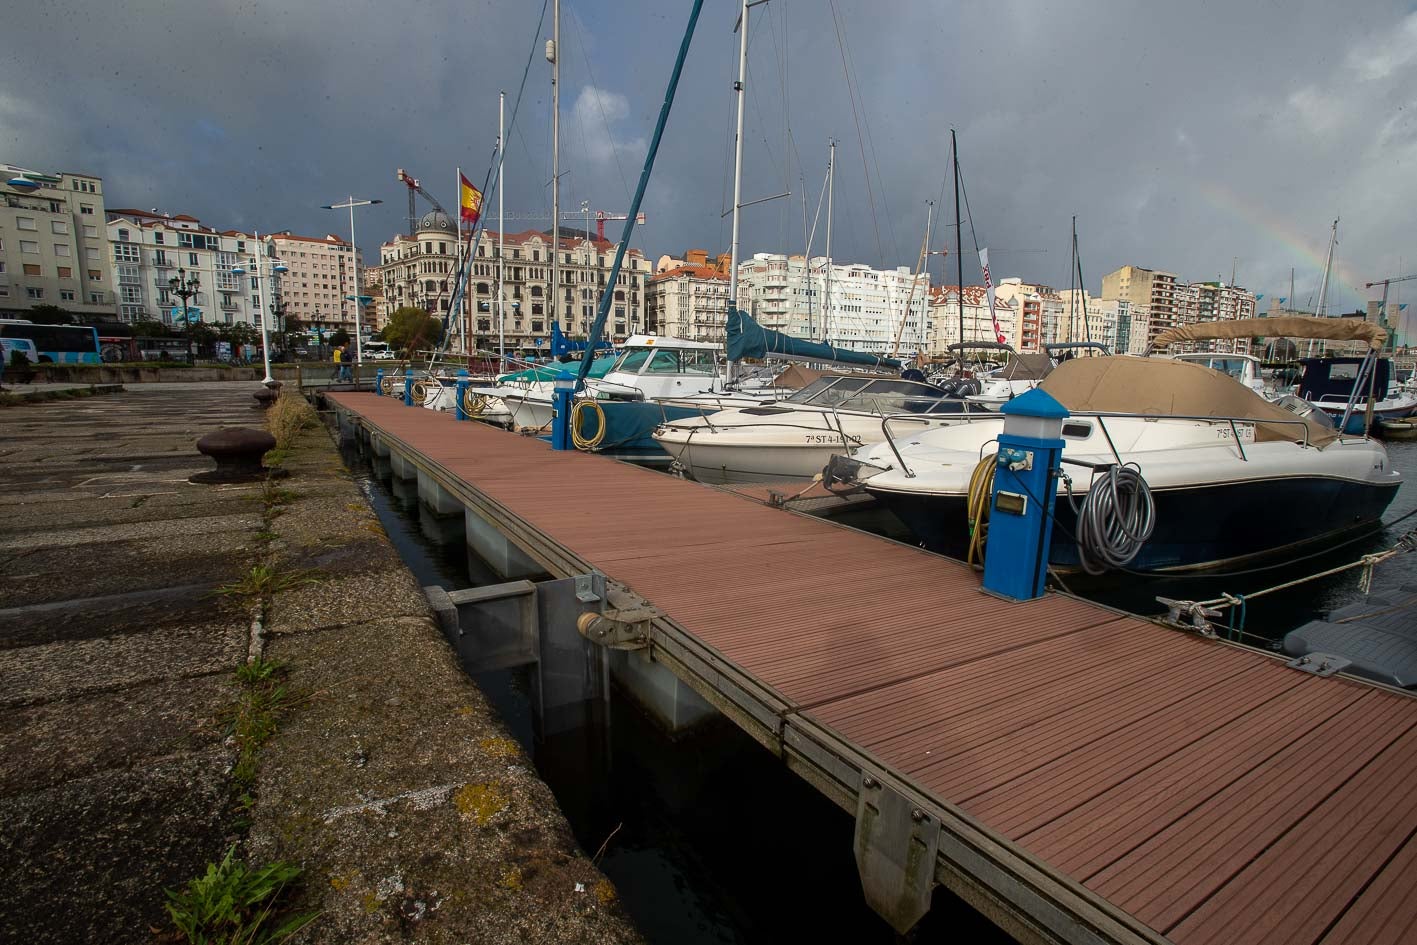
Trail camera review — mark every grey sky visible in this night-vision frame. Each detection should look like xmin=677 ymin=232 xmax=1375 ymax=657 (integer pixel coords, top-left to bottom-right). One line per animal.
xmin=4 ymin=0 xmax=1415 ymax=320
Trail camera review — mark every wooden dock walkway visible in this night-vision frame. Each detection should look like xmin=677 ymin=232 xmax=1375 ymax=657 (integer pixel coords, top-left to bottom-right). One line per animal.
xmin=328 ymin=391 xmax=1417 ymax=945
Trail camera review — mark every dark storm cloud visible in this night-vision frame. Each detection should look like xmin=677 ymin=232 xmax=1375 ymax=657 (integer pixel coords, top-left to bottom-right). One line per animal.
xmin=5 ymin=0 xmax=1416 ymax=316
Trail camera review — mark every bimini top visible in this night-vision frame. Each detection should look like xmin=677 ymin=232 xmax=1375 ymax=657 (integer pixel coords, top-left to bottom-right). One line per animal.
xmin=1039 ymin=355 xmax=1338 ymax=446
xmin=1147 ymin=316 xmax=1387 ymax=353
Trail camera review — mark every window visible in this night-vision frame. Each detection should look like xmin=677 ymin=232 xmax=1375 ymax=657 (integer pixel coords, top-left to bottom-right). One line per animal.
xmin=57 ymin=266 xmax=72 ymax=278
xmin=48 ymin=201 xmax=62 ymax=213
xmin=188 ymin=252 xmax=199 ymax=266
xmin=60 ymin=290 xmax=75 ymax=301
xmin=118 ymin=228 xmax=131 ymax=242
xmin=26 ymin=287 xmax=44 ymax=299
xmin=51 ymin=220 xmax=69 ymax=235
xmin=83 ymin=225 xmax=97 ymax=238
xmin=23 ymin=263 xmax=40 ymax=276
xmin=54 ymin=244 xmax=71 ymax=257
xmin=17 ymin=216 xmax=37 ymax=231
xmin=0 ymin=286 xmax=7 ymax=297
xmin=88 ymin=269 xmax=102 ymax=281
xmin=20 ymin=240 xmax=39 ymax=254
xmin=121 ymin=285 xmax=142 ymax=303
xmin=0 ymin=261 xmax=4 ymax=273
xmin=80 ymin=204 xmax=93 ymax=215
xmin=154 ymin=232 xmax=164 ymax=244
xmin=154 ymin=249 xmax=167 ymax=266
xmin=90 ymin=293 xmax=104 ymax=304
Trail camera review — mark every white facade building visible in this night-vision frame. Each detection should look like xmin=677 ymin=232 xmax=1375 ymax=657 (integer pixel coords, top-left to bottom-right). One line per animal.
xmin=105 ymin=210 xmax=268 ymax=327
xmin=735 ymin=253 xmax=930 ymax=355
xmin=0 ymin=163 xmax=115 ymax=318
xmin=927 ymin=286 xmax=1018 ymax=356
xmin=268 ymin=231 xmax=357 ymax=336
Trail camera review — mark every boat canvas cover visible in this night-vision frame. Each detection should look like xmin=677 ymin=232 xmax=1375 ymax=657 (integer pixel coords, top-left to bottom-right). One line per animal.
xmin=497 ymin=355 xmax=616 ymax=384
xmin=770 ymin=363 xmax=825 ymax=388
xmin=998 ymin=352 xmax=1054 ymax=380
xmin=1039 ymin=356 xmax=1338 ymax=446
xmin=727 ymin=308 xmax=901 ymax=370
xmin=1150 ymin=315 xmax=1388 ymax=351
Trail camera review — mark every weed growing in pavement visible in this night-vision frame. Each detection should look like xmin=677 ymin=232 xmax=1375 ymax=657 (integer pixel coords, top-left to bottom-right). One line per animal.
xmin=217 ymin=564 xmax=319 ymax=600
xmin=265 ymin=393 xmax=319 ymax=451
xmin=164 ymin=843 xmax=317 ymax=944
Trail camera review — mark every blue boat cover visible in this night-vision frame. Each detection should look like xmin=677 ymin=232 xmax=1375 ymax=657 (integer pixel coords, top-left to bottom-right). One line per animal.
xmin=551 ymin=321 xmax=614 ymax=357
xmin=726 ymin=308 xmax=900 ymax=370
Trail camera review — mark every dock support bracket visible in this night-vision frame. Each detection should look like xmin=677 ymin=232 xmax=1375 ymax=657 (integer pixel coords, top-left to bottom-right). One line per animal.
xmin=854 ymin=770 xmax=941 ymax=934
xmin=576 ymin=578 xmax=658 ymax=651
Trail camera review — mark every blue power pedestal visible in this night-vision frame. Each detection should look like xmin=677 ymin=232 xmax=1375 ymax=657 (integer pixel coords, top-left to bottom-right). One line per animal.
xmin=550 ymin=371 xmax=576 ymax=450
xmin=982 ymin=388 xmax=1069 ymax=602
xmin=403 ymin=369 xmax=414 ymax=406
xmin=374 ymin=368 xmax=384 ymax=396
xmin=454 ymin=369 xmax=470 ymax=420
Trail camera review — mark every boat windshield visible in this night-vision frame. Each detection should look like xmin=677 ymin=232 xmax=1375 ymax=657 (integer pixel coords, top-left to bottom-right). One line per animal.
xmin=610 ymin=349 xmax=652 ymax=373
xmin=790 ymin=377 xmax=947 ymax=414
xmin=1175 ymin=355 xmax=1252 ymax=381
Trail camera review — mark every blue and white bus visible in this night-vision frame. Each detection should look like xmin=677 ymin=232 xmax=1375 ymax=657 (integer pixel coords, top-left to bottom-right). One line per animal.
xmin=0 ymin=320 xmax=102 ymax=363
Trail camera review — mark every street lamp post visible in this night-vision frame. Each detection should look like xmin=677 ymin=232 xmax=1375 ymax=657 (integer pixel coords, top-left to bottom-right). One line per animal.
xmin=168 ymin=267 xmax=200 ymax=364
xmin=232 ymin=240 xmax=289 ymax=385
xmin=321 ymin=196 xmax=383 ymax=367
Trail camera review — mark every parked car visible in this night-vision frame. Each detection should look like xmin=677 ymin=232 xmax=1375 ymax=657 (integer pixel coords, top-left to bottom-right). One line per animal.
xmin=362 ymin=342 xmax=397 ymax=360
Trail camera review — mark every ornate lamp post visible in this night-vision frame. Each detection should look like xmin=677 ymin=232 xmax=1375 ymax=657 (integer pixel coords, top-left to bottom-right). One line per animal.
xmin=231 ymin=241 xmax=288 ymax=385
xmin=168 ymin=266 xmax=201 ymax=364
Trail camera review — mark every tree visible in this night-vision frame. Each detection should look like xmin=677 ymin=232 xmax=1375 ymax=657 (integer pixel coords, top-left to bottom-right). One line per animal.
xmin=329 ymin=328 xmax=351 ymax=349
xmin=27 ymin=304 xmax=76 ymax=325
xmin=381 ymin=306 xmax=443 ymax=354
xmin=129 ymin=318 xmax=169 ymax=338
xmin=188 ymin=322 xmax=217 ymax=360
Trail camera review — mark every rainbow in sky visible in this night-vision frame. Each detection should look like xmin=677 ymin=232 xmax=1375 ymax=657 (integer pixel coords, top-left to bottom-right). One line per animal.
xmin=1192 ymin=180 xmax=1368 ymax=308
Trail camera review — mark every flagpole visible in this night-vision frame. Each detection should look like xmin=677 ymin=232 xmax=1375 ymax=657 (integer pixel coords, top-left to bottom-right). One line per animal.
xmin=456 ymin=166 xmax=464 ymax=356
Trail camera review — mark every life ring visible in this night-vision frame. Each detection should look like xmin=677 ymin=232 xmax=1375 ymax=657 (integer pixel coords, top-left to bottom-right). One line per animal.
xmin=570 ymin=398 xmax=606 ymax=450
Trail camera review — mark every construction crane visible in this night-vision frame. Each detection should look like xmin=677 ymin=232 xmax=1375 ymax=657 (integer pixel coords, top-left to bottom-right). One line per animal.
xmin=1365 ymin=273 xmax=1417 ymax=349
xmin=396 ymin=168 xmax=451 ymax=236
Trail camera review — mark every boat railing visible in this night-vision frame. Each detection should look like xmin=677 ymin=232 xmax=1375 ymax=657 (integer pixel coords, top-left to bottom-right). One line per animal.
xmin=878 ymin=409 xmax=1318 ymax=478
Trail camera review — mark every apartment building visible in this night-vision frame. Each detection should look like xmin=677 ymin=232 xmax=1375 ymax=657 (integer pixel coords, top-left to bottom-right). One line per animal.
xmin=105 ymin=209 xmax=266 ymax=327
xmin=735 ymin=253 xmax=930 ymax=355
xmin=1100 ymin=265 xmax=1183 ymax=343
xmin=268 ymin=231 xmax=358 ymax=336
xmin=927 ymin=285 xmax=1017 ymax=356
xmin=647 ymin=256 xmax=730 ymax=341
xmin=0 ymin=163 xmax=115 ymax=318
xmin=376 ymin=215 xmax=649 ymax=351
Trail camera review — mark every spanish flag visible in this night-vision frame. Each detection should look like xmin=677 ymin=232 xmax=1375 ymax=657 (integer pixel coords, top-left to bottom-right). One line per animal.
xmin=459 ymin=173 xmax=483 ymax=227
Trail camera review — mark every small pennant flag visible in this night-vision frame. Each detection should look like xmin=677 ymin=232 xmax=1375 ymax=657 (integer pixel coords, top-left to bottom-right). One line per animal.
xmin=1401 ymin=304 xmax=1410 ymax=312
xmin=1255 ymin=293 xmax=1264 ymax=301
xmin=459 ymin=173 xmax=483 ymax=227
xmin=1278 ymin=297 xmax=1288 ymax=305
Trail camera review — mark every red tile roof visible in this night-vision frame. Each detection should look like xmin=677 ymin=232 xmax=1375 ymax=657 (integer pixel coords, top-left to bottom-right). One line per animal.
xmin=650 ymin=264 xmax=728 ymax=283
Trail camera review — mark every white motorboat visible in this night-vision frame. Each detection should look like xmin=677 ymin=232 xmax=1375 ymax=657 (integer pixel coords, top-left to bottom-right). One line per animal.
xmin=652 ymin=374 xmax=988 ymax=484
xmin=840 ymin=355 xmax=1400 ymax=573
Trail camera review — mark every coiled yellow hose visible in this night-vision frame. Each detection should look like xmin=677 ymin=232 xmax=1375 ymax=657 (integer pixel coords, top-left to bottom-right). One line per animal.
xmin=570 ymin=399 xmax=607 ymax=450
xmin=461 ymin=387 xmax=485 ymax=416
xmin=966 ymin=453 xmax=997 ymax=569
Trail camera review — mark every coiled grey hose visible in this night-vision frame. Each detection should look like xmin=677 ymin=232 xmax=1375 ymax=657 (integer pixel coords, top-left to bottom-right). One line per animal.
xmin=1075 ymin=464 xmax=1156 ymax=575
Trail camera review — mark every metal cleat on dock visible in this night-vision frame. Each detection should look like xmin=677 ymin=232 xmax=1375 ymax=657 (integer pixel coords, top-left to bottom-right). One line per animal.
xmin=1156 ymin=596 xmax=1223 ymax=635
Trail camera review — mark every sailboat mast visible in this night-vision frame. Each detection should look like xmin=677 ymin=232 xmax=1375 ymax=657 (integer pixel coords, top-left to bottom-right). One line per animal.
xmin=889 ymin=200 xmax=931 ymax=359
xmin=952 ymin=129 xmax=964 ymax=348
xmin=1069 ymin=215 xmax=1077 ymax=343
xmin=728 ymin=0 xmax=748 ymax=321
xmin=498 ymin=90 xmax=506 ymax=370
xmin=549 ymin=0 xmax=560 ymax=350
xmin=824 ymin=139 xmax=834 ymax=343
xmin=1310 ymin=218 xmax=1338 ymax=357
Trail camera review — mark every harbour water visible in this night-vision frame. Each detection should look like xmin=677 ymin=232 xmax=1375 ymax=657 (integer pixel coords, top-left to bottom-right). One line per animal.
xmin=343 ymin=431 xmax=1417 ymax=943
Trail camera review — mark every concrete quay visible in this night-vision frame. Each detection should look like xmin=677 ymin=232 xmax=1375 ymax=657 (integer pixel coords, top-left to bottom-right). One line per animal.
xmin=0 ymin=386 xmax=639 ymax=944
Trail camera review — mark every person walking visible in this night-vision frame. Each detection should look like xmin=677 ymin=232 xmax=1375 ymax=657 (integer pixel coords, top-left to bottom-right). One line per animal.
xmin=339 ymin=343 xmax=354 ymax=382
xmin=331 ymin=344 xmax=343 ymax=381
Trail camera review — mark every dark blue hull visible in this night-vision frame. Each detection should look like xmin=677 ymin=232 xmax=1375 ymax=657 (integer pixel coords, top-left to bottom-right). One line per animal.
xmin=574 ymin=401 xmax=710 ymax=464
xmin=871 ymin=476 xmax=1399 ymax=572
